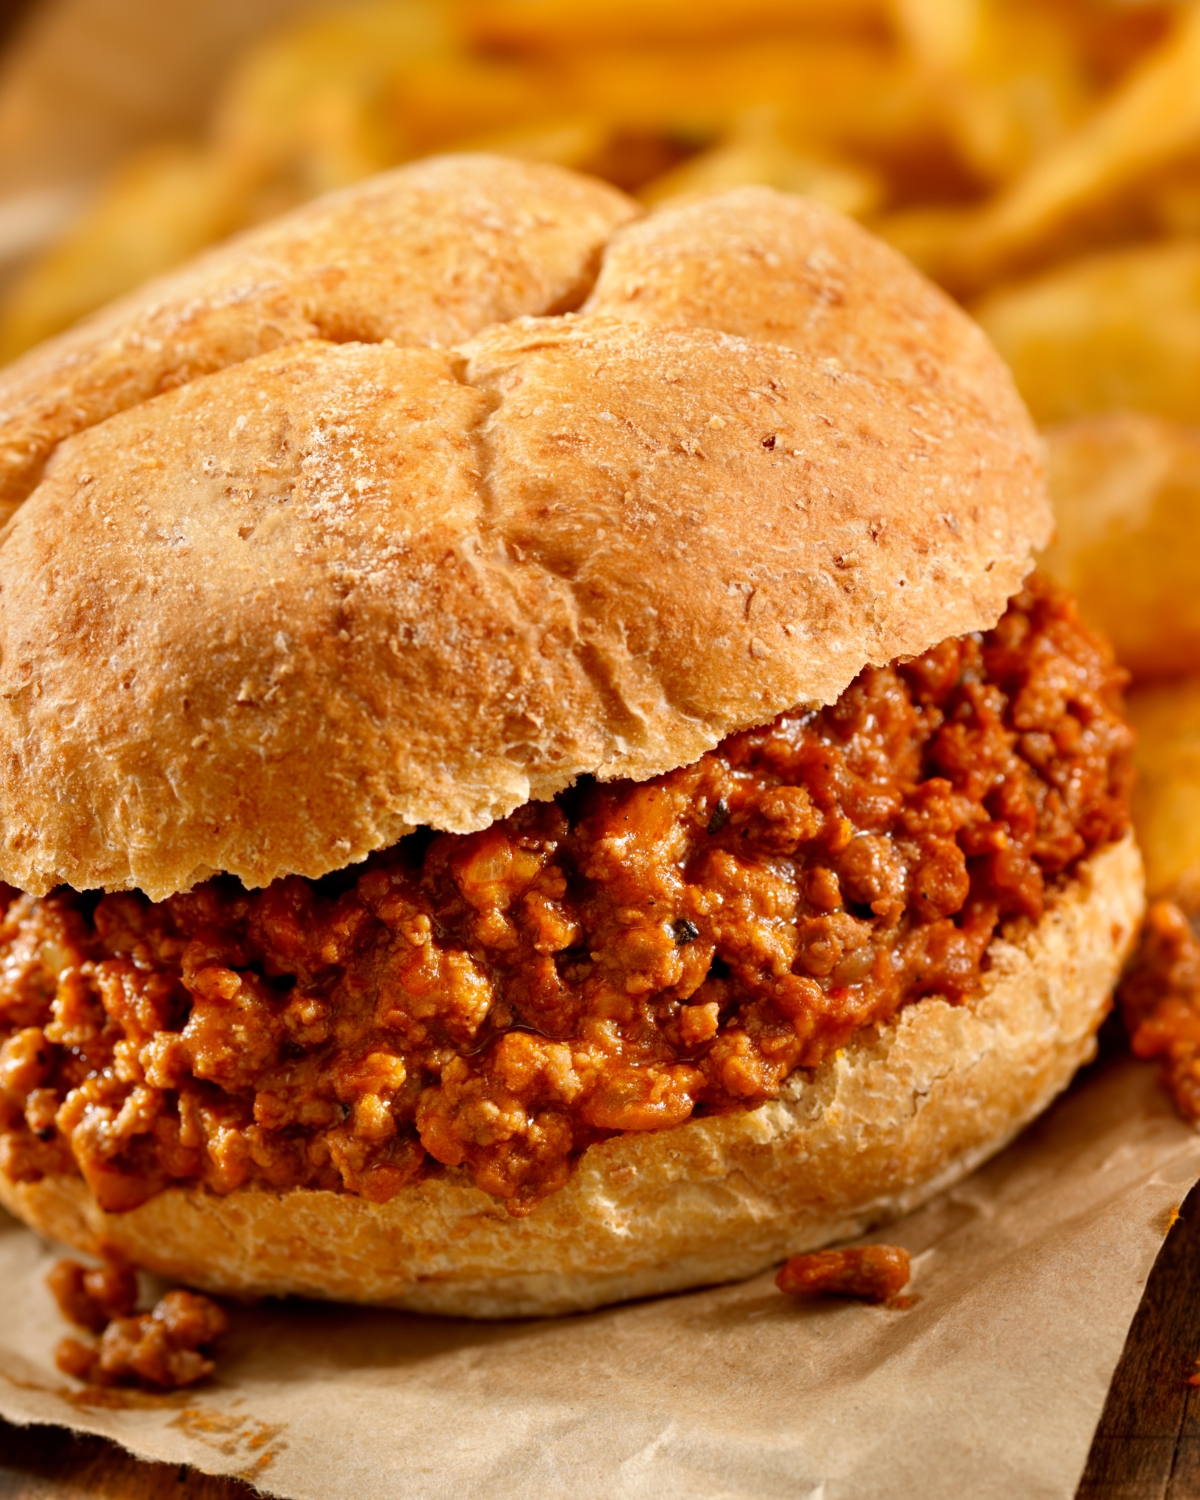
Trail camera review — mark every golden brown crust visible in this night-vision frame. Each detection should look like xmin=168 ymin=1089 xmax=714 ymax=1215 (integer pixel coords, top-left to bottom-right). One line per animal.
xmin=0 ymin=175 xmax=1049 ymax=898
xmin=0 ymin=154 xmax=639 ymax=516
xmin=0 ymin=834 xmax=1143 ymax=1318
xmin=0 ymin=319 xmax=1044 ymax=898
xmin=586 ymin=187 xmax=1029 ymax=422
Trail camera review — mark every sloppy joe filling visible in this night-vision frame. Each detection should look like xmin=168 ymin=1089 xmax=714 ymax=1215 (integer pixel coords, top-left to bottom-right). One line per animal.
xmin=0 ymin=577 xmax=1131 ymax=1216
xmin=775 ymin=1245 xmax=911 ymax=1304
xmin=1118 ymin=900 xmax=1200 ymax=1121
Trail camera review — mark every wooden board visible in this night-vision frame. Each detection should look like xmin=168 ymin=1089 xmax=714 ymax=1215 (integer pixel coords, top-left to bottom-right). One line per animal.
xmin=0 ymin=1424 xmax=254 ymax=1497
xmin=1078 ymin=1178 xmax=1200 ymax=1497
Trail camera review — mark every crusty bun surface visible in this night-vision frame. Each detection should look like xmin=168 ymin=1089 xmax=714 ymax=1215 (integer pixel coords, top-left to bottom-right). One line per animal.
xmin=0 ymin=154 xmax=639 ymax=516
xmin=0 ymin=160 xmax=1049 ymax=900
xmin=0 ymin=834 xmax=1142 ymax=1318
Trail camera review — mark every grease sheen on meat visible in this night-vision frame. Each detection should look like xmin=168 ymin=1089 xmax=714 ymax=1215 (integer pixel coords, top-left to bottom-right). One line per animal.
xmin=0 ymin=579 xmax=1131 ymax=1216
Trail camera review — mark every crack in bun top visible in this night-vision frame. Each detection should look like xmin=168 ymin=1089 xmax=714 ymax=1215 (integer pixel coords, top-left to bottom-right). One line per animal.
xmin=0 ymin=158 xmax=1050 ymax=901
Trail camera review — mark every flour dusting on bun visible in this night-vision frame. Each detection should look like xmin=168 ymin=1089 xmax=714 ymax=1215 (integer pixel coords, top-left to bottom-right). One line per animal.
xmin=0 ymin=157 xmax=1141 ymax=1316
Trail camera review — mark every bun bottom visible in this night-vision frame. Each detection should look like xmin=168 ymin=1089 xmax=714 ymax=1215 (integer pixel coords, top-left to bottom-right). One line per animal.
xmin=0 ymin=835 xmax=1142 ymax=1318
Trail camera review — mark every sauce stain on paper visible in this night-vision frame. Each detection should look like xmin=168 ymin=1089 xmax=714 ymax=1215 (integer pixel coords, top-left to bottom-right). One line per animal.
xmin=2 ymin=1368 xmax=188 ymax=1409
xmin=168 ymin=1404 xmax=288 ymax=1478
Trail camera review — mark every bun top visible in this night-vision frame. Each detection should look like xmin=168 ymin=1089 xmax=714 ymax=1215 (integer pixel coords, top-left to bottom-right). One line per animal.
xmin=0 ymin=157 xmax=1049 ymax=900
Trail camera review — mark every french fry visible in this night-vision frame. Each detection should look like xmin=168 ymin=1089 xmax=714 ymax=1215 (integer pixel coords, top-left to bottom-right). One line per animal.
xmin=931 ymin=2 xmax=1200 ymax=288
xmin=1062 ymin=1 xmax=1176 ymax=91
xmin=891 ymin=0 xmax=1093 ymax=184
xmin=389 ymin=55 xmax=560 ymax=154
xmin=0 ymin=0 xmax=1193 ymax=384
xmin=0 ymin=2 xmax=930 ymax=341
xmin=558 ymin=38 xmax=914 ymax=148
xmin=975 ymin=240 xmax=1200 ymax=428
xmin=878 ymin=202 xmax=977 ymax=275
xmin=1127 ymin=678 xmax=1200 ymax=911
xmin=461 ymin=117 xmax=615 ymax=173
xmin=0 ymin=2 xmax=457 ymax=352
xmin=639 ymin=109 xmax=883 ymax=217
xmin=0 ymin=145 xmax=243 ymax=360
xmin=1041 ymin=412 xmax=1200 ymax=683
xmin=461 ymin=0 xmax=886 ymax=52
xmin=456 ymin=121 xmax=691 ymax=194
xmin=214 ymin=0 xmax=449 ymax=196
xmin=401 ymin=38 xmax=930 ymax=166
xmin=1149 ymin=166 xmax=1200 ymax=237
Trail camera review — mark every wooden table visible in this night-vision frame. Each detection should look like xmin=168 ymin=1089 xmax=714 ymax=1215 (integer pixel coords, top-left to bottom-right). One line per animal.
xmin=1076 ymin=1177 xmax=1200 ymax=1498
xmin=0 ymin=1179 xmax=1196 ymax=1498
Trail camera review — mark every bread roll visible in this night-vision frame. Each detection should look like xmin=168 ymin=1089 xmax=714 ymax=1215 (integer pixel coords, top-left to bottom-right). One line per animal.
xmin=0 ymin=160 xmax=1126 ymax=1322
xmin=0 ymin=153 xmax=638 ymax=517
xmin=0 ymin=163 xmax=1047 ymax=900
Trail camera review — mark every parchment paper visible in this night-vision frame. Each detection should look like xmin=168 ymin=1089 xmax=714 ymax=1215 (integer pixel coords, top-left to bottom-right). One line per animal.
xmin=0 ymin=1055 xmax=1197 ymax=1500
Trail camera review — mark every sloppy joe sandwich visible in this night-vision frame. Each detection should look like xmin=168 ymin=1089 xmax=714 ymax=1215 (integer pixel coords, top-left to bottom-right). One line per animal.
xmin=0 ymin=156 xmax=1140 ymax=1317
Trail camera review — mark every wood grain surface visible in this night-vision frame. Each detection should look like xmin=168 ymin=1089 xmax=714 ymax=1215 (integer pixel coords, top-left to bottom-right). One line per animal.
xmin=0 ymin=1181 xmax=1195 ymax=1497
xmin=1077 ymin=1178 xmax=1200 ymax=1498
xmin=0 ymin=1425 xmax=254 ymax=1498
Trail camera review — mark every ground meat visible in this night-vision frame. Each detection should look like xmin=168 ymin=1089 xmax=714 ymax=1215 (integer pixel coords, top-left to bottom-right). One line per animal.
xmin=776 ymin=1245 xmax=911 ymax=1303
xmin=46 ymin=1257 xmax=138 ymax=1333
xmin=1119 ymin=900 xmax=1200 ymax=1121
xmin=0 ymin=577 xmax=1131 ymax=1216
xmin=48 ymin=1261 xmax=226 ymax=1390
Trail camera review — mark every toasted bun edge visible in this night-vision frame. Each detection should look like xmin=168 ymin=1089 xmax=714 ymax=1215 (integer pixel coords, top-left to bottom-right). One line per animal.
xmin=0 ymin=833 xmax=1143 ymax=1318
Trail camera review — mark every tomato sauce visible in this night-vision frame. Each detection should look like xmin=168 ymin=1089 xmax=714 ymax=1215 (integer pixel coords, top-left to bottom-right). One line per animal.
xmin=0 ymin=578 xmax=1132 ymax=1215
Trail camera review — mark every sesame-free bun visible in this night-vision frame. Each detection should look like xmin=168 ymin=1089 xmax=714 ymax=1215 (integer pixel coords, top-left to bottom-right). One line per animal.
xmin=0 ymin=154 xmax=638 ymax=517
xmin=0 ymin=159 xmax=1048 ymax=900
xmin=0 ymin=834 xmax=1142 ymax=1318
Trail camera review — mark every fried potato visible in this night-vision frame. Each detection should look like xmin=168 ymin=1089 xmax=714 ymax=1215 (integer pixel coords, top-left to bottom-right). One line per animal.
xmin=638 ymin=109 xmax=883 ymax=217
xmin=461 ymin=117 xmax=615 ymax=173
xmin=1040 ymin=412 xmax=1200 ymax=684
xmin=0 ymin=145 xmax=242 ymax=360
xmin=461 ymin=0 xmax=886 ymax=51
xmin=214 ymin=0 xmax=449 ymax=203
xmin=0 ymin=0 xmax=1195 ymax=374
xmin=391 ymin=39 xmax=912 ymax=189
xmin=0 ymin=1 xmax=458 ymax=355
xmin=878 ymin=202 xmax=976 ymax=274
xmin=927 ymin=3 xmax=1200 ymax=288
xmin=1149 ymin=166 xmax=1200 ymax=238
xmin=559 ymin=39 xmax=919 ymax=151
xmin=891 ymin=0 xmax=1093 ymax=185
xmin=398 ymin=37 xmax=930 ymax=167
xmin=389 ymin=54 xmax=559 ymax=155
xmin=975 ymin=240 xmax=1200 ymax=428
xmin=1127 ymin=678 xmax=1200 ymax=912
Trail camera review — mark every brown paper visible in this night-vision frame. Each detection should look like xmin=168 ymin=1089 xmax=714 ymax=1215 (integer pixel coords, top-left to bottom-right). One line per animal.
xmin=0 ymin=1055 xmax=1197 ymax=1500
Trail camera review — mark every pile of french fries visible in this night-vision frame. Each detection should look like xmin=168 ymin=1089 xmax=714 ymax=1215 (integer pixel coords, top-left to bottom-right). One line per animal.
xmin=5 ymin=0 xmax=1200 ymax=911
